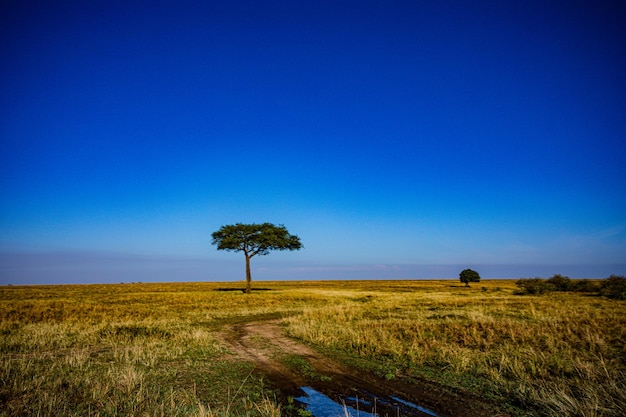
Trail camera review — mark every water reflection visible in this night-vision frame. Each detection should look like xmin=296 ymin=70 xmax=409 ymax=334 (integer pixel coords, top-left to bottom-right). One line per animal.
xmin=295 ymin=386 xmax=438 ymax=417
xmin=295 ymin=386 xmax=376 ymax=417
xmin=390 ymin=396 xmax=437 ymax=417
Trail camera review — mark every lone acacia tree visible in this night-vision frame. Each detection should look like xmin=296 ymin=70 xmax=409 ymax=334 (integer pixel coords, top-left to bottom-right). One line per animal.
xmin=211 ymin=223 xmax=302 ymax=294
xmin=459 ymin=268 xmax=481 ymax=287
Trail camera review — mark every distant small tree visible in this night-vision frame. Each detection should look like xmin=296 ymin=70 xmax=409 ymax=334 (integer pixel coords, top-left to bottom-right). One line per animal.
xmin=459 ymin=269 xmax=480 ymax=287
xmin=211 ymin=223 xmax=302 ymax=294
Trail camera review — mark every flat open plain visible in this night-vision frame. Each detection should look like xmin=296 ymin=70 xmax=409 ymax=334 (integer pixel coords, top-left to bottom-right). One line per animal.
xmin=1 ymin=280 xmax=624 ymax=416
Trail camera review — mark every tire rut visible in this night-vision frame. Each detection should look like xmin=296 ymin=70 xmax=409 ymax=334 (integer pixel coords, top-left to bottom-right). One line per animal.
xmin=218 ymin=319 xmax=507 ymax=417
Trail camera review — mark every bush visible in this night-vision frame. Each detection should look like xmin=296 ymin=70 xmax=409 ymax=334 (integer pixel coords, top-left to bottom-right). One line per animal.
xmin=546 ymin=274 xmax=573 ymax=292
xmin=515 ymin=278 xmax=552 ymax=295
xmin=600 ymin=275 xmax=626 ymax=300
xmin=571 ymin=279 xmax=600 ymax=293
xmin=514 ymin=275 xmax=624 ymax=300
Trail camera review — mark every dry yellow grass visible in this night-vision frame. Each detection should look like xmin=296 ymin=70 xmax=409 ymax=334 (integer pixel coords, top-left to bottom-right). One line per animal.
xmin=1 ymin=279 xmax=624 ymax=416
xmin=284 ymin=280 xmax=626 ymax=416
xmin=0 ymin=282 xmax=288 ymax=417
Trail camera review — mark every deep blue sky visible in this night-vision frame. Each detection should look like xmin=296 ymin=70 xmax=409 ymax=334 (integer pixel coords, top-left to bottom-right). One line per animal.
xmin=1 ymin=0 xmax=625 ymax=284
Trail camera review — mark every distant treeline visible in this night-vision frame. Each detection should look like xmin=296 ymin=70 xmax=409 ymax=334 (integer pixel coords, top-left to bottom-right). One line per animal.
xmin=515 ymin=274 xmax=626 ymax=300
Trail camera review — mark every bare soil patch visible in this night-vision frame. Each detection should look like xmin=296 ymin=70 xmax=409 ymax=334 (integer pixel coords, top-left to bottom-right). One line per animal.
xmin=219 ymin=319 xmax=507 ymax=417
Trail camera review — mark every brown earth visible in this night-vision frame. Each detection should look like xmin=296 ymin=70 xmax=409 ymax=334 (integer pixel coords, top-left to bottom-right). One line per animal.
xmin=218 ymin=319 xmax=508 ymax=417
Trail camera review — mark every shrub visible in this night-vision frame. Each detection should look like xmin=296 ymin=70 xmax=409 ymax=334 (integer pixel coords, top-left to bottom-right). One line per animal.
xmin=571 ymin=279 xmax=600 ymax=293
xmin=515 ymin=278 xmax=552 ymax=295
xmin=546 ymin=274 xmax=573 ymax=292
xmin=600 ymin=275 xmax=626 ymax=300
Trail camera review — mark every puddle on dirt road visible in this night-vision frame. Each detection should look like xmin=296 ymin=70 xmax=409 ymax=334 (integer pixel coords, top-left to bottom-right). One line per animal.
xmin=295 ymin=387 xmax=376 ymax=417
xmin=295 ymin=386 xmax=438 ymax=417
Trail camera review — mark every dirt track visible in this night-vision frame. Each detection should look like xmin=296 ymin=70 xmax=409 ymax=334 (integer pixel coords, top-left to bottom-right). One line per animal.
xmin=219 ymin=319 xmax=507 ymax=417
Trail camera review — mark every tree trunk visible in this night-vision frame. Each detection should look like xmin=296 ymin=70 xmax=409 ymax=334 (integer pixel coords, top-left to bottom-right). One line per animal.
xmin=245 ymin=254 xmax=252 ymax=294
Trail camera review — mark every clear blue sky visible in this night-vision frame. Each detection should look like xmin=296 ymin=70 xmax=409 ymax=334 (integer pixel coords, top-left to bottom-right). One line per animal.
xmin=1 ymin=0 xmax=625 ymax=284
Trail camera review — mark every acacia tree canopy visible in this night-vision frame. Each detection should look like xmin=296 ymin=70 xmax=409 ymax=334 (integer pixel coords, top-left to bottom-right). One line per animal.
xmin=211 ymin=223 xmax=302 ymax=293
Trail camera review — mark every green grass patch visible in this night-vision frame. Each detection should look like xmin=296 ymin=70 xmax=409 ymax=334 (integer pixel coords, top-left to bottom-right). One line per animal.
xmin=281 ymin=354 xmax=331 ymax=382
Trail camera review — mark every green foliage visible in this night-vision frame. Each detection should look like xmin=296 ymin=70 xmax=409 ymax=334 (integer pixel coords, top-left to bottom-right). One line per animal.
xmin=545 ymin=274 xmax=573 ymax=291
xmin=600 ymin=275 xmax=626 ymax=300
xmin=282 ymin=355 xmax=331 ymax=382
xmin=459 ymin=269 xmax=481 ymax=287
xmin=515 ymin=275 xmax=622 ymax=298
xmin=571 ymin=279 xmax=600 ymax=293
xmin=297 ymin=408 xmax=313 ymax=417
xmin=515 ymin=278 xmax=553 ymax=295
xmin=211 ymin=223 xmax=302 ymax=256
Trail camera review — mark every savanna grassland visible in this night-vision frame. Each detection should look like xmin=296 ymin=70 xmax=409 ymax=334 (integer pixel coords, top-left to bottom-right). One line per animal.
xmin=1 ymin=280 xmax=624 ymax=417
